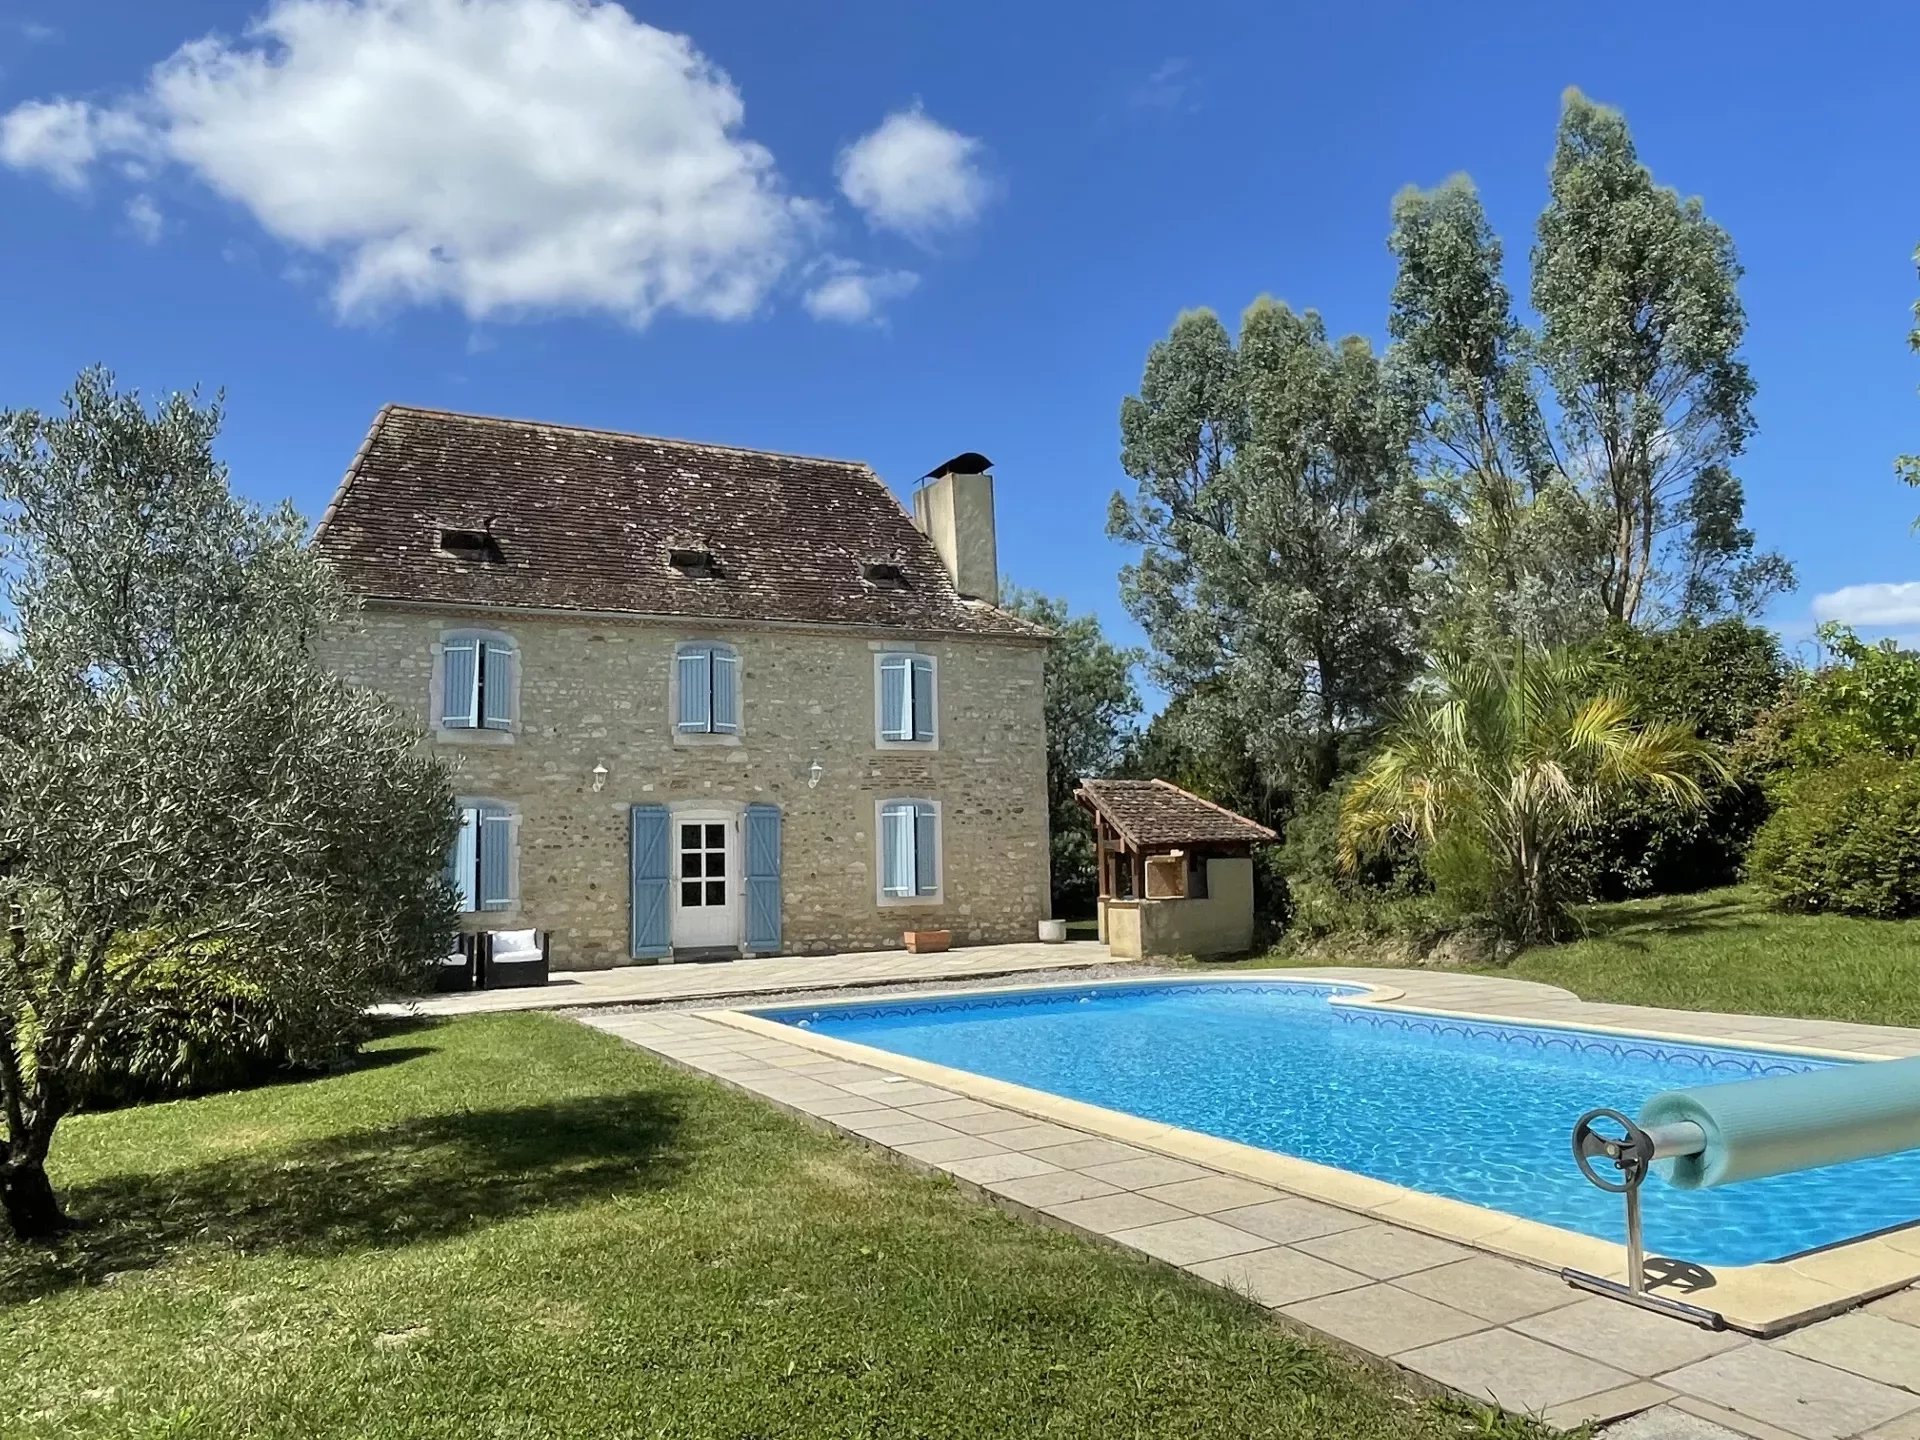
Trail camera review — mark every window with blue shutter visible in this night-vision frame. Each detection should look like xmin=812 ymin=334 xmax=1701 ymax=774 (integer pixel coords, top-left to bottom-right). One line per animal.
xmin=442 ymin=641 xmax=479 ymax=728
xmin=877 ymin=653 xmax=936 ymax=745
xmin=630 ymin=804 xmax=671 ymax=957
xmin=910 ymin=656 xmax=935 ymax=742
xmin=477 ymin=804 xmax=513 ymax=910
xmin=675 ymin=643 xmax=739 ymax=734
xmin=480 ymin=643 xmax=515 ymax=730
xmin=446 ymin=801 xmax=514 ymax=913
xmin=439 ymin=632 xmax=517 ymax=732
xmin=744 ymin=804 xmax=782 ymax=953
xmin=878 ymin=800 xmax=940 ymax=901
xmin=447 ymin=806 xmax=479 ymax=911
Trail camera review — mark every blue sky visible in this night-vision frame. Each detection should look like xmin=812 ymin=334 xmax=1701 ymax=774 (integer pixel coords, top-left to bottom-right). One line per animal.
xmin=2 ymin=0 xmax=1917 ymax=677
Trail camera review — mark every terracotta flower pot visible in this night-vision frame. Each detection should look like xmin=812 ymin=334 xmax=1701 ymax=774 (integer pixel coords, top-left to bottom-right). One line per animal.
xmin=903 ymin=929 xmax=951 ymax=954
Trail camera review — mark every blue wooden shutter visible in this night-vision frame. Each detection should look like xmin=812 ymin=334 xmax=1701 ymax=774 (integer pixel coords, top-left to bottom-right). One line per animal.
xmin=477 ymin=804 xmax=513 ymax=911
xmin=879 ymin=655 xmax=911 ymax=740
xmin=442 ymin=641 xmax=479 ymax=728
xmin=880 ymin=802 xmax=913 ymax=897
xmin=910 ymin=656 xmax=935 ymax=742
xmin=447 ymin=806 xmax=478 ymax=911
xmin=711 ymin=648 xmax=739 ymax=734
xmin=481 ymin=642 xmax=516 ymax=730
xmin=744 ymin=803 xmax=782 ymax=953
xmin=629 ymin=804 xmax=670 ymax=957
xmin=676 ymin=647 xmax=711 ymax=732
xmin=913 ymin=803 xmax=939 ymax=896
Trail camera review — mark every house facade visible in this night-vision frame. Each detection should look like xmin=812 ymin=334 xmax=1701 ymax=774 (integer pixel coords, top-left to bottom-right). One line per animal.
xmin=313 ymin=406 xmax=1051 ymax=970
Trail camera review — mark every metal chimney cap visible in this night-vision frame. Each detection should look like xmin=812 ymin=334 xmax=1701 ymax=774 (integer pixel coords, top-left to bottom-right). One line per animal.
xmin=923 ymin=451 xmax=994 ymax=479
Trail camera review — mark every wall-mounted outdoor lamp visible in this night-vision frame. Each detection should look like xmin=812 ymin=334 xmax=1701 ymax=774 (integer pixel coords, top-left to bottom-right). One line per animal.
xmin=807 ymin=759 xmax=825 ymax=789
xmin=591 ymin=762 xmax=609 ymax=792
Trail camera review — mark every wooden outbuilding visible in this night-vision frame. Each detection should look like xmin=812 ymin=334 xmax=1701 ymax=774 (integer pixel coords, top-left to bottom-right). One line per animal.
xmin=1074 ymin=778 xmax=1277 ymax=959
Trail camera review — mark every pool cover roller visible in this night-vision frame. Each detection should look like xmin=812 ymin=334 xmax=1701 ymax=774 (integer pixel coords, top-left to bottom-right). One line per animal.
xmin=1639 ymin=1054 xmax=1920 ymax=1190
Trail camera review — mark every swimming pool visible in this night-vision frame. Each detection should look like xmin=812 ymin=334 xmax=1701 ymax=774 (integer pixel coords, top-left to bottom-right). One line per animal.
xmin=755 ymin=980 xmax=1920 ymax=1267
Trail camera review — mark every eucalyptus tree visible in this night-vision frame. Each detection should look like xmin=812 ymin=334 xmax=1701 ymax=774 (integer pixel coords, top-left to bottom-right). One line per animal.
xmin=0 ymin=369 xmax=455 ymax=1239
xmin=1110 ymin=303 xmax=1435 ymax=797
xmin=1532 ymin=89 xmax=1791 ymax=624
xmin=1386 ymin=175 xmax=1608 ymax=649
xmin=1340 ymin=645 xmax=1725 ymax=942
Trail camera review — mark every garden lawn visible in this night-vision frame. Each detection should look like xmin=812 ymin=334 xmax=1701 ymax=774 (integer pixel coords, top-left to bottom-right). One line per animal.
xmin=2 ymin=1012 xmax=1521 ymax=1440
xmin=1474 ymin=886 xmax=1920 ymax=1028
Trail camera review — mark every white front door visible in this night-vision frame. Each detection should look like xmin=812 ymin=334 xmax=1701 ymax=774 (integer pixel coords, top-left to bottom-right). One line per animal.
xmin=671 ymin=813 xmax=738 ymax=950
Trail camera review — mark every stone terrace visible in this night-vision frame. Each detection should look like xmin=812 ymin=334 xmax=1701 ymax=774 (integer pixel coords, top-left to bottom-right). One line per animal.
xmin=575 ymin=970 xmax=1920 ymax=1439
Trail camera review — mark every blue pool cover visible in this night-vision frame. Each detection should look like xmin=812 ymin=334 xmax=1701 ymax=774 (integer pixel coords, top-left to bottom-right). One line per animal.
xmin=754 ymin=980 xmax=1920 ymax=1266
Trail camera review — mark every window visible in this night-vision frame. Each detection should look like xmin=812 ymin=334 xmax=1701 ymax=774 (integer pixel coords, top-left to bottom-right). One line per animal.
xmin=675 ymin=643 xmax=740 ymax=735
xmin=877 ymin=799 xmax=941 ymax=904
xmin=447 ymin=802 xmax=516 ymax=913
xmin=439 ymin=630 xmax=517 ymax=732
xmin=876 ymin=652 xmax=936 ymax=746
xmin=678 ymin=820 xmax=730 ymax=910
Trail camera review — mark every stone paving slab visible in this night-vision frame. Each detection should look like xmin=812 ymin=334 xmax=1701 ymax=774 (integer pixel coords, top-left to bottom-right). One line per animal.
xmin=1659 ymin=1346 xmax=1920 ymax=1440
xmin=389 ymin=941 xmax=1118 ymax=1015
xmin=575 ymin=990 xmax=1920 ymax=1433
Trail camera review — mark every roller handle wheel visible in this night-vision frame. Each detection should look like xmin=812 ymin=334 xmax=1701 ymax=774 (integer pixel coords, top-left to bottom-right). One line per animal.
xmin=1572 ymin=1107 xmax=1654 ymax=1194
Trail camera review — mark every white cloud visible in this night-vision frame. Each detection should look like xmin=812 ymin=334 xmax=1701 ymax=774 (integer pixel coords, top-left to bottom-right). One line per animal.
xmin=0 ymin=98 xmax=148 ymax=191
xmin=0 ymin=627 xmax=18 ymax=659
xmin=802 ymin=261 xmax=918 ymax=324
xmin=1812 ymin=582 xmax=1920 ymax=631
xmin=1 ymin=0 xmax=821 ymax=326
xmin=1129 ymin=58 xmax=1197 ymax=113
xmin=836 ymin=104 xmax=993 ymax=241
xmin=125 ymin=193 xmax=164 ymax=243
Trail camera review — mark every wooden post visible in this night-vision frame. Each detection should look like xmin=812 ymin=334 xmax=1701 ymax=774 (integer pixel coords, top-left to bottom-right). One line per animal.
xmin=1094 ymin=817 xmax=1110 ymax=899
xmin=1131 ymin=848 xmax=1146 ymax=902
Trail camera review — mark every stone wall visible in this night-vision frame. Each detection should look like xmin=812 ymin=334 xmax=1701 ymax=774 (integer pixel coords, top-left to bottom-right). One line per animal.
xmin=323 ymin=605 xmax=1051 ymax=968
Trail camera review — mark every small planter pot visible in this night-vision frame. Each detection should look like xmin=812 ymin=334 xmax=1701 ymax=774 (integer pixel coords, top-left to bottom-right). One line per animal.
xmin=903 ymin=929 xmax=951 ymax=954
xmin=1037 ymin=919 xmax=1068 ymax=944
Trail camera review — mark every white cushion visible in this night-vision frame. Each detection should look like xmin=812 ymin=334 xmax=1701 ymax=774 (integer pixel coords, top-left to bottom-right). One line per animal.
xmin=493 ymin=928 xmax=540 ymax=959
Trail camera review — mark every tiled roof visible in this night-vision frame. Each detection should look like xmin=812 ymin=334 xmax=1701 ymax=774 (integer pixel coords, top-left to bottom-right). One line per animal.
xmin=311 ymin=405 xmax=1046 ymax=641
xmin=1075 ymin=778 xmax=1277 ymax=849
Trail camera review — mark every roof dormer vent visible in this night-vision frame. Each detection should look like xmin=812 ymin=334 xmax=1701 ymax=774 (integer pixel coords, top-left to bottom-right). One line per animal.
xmin=668 ymin=545 xmax=718 ymax=579
xmin=438 ymin=516 xmax=504 ymax=562
xmin=861 ymin=559 xmax=909 ymax=591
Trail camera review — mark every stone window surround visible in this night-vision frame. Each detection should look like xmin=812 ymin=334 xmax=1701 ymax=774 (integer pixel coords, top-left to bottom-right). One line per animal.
xmin=872 ymin=644 xmax=939 ymax=751
xmin=874 ymin=796 xmax=944 ymax=909
xmin=430 ymin=626 xmax=520 ymax=746
xmin=454 ymin=794 xmax=523 ymax=918
xmin=669 ymin=637 xmax=744 ymax=748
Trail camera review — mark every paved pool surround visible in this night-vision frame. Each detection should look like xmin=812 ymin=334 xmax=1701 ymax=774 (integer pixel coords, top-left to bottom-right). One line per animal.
xmin=577 ymin=966 xmax=1920 ymax=1436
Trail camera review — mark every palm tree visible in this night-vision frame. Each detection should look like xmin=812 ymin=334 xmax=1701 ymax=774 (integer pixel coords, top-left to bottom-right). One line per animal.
xmin=1339 ymin=646 xmax=1724 ymax=942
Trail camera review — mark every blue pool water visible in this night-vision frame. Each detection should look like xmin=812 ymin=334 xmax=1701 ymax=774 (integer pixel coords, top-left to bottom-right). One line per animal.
xmin=756 ymin=981 xmax=1920 ymax=1266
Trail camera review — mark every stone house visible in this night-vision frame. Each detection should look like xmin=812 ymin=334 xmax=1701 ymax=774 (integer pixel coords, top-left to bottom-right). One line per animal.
xmin=313 ymin=405 xmax=1051 ymax=970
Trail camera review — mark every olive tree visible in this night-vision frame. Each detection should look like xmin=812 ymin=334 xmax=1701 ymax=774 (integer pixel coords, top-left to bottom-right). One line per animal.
xmin=0 ymin=369 xmax=456 ymax=1240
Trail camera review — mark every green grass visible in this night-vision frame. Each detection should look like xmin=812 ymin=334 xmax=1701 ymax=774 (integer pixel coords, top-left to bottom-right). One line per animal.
xmin=1244 ymin=885 xmax=1920 ymax=1028
xmin=2 ymin=1014 xmax=1534 ymax=1440
xmin=1476 ymin=886 xmax=1920 ymax=1028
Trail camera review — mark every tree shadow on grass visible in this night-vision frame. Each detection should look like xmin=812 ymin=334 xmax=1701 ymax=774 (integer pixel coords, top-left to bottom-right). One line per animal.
xmin=1569 ymin=892 xmax=1764 ymax=950
xmin=0 ymin=1089 xmax=686 ymax=1302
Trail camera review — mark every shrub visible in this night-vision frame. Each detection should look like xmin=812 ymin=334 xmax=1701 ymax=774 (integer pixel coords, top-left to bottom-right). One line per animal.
xmin=1274 ymin=780 xmax=1460 ymax=942
xmin=75 ymin=946 xmax=370 ymax=1108
xmin=1567 ymin=620 xmax=1789 ymax=899
xmin=1749 ymin=756 xmax=1920 ymax=918
xmin=1779 ymin=625 xmax=1920 ymax=771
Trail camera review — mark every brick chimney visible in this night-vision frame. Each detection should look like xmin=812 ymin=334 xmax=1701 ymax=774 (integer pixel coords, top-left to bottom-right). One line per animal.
xmin=913 ymin=452 xmax=999 ymax=603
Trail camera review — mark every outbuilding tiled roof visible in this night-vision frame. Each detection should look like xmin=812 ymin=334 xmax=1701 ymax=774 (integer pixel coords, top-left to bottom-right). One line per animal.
xmin=311 ymin=405 xmax=1046 ymax=641
xmin=1075 ymin=778 xmax=1278 ymax=849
